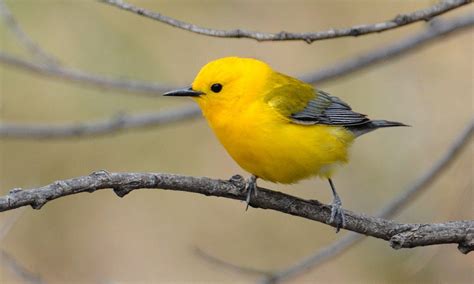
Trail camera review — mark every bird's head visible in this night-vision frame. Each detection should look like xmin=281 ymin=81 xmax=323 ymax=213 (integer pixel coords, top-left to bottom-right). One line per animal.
xmin=164 ymin=57 xmax=273 ymax=112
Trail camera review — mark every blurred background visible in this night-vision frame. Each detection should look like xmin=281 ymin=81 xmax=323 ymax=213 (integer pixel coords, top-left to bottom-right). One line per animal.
xmin=0 ymin=0 xmax=472 ymax=283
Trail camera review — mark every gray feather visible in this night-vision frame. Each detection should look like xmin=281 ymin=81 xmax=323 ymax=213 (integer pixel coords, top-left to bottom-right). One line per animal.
xmin=347 ymin=120 xmax=409 ymax=137
xmin=290 ymin=90 xmax=369 ymax=126
xmin=289 ymin=90 xmax=407 ymax=136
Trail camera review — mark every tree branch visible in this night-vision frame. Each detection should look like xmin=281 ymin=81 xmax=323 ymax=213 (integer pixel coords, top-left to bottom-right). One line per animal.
xmin=0 ymin=105 xmax=200 ymax=139
xmin=0 ymin=0 xmax=58 ymax=66
xmin=1 ymin=167 xmax=472 ymax=253
xmin=0 ymin=52 xmax=174 ymax=96
xmin=300 ymin=13 xmax=474 ymax=84
xmin=194 ymin=247 xmax=271 ymax=277
xmin=100 ymin=0 xmax=471 ymax=43
xmin=0 ymin=250 xmax=44 ymax=284
xmin=0 ymin=209 xmax=43 ymax=284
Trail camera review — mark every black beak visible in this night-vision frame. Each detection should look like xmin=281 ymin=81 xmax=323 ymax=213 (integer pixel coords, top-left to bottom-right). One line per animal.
xmin=163 ymin=87 xmax=203 ymax=97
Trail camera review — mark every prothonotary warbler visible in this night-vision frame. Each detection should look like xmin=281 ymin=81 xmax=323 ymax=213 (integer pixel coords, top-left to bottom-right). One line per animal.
xmin=164 ymin=57 xmax=407 ymax=231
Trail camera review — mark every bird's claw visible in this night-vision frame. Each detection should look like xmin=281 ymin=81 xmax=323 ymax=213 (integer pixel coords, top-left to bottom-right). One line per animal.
xmin=245 ymin=175 xmax=258 ymax=211
xmin=329 ymin=197 xmax=346 ymax=233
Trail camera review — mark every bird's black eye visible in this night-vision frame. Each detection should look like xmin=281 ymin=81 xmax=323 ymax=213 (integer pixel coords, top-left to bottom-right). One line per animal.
xmin=210 ymin=83 xmax=222 ymax=93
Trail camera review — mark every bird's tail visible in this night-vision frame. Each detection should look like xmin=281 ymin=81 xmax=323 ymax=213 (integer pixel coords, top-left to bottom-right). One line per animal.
xmin=349 ymin=120 xmax=409 ymax=137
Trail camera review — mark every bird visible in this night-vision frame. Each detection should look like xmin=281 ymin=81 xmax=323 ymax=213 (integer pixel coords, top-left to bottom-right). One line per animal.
xmin=164 ymin=57 xmax=407 ymax=231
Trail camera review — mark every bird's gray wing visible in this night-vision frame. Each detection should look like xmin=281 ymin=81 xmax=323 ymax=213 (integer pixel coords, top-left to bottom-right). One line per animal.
xmin=290 ymin=90 xmax=370 ymax=126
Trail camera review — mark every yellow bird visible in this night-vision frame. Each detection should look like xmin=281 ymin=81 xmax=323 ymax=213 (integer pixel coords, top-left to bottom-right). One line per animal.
xmin=165 ymin=57 xmax=406 ymax=231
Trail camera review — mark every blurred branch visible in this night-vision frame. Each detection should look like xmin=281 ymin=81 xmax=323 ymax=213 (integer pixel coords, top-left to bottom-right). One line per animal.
xmin=0 ymin=0 xmax=58 ymax=65
xmin=0 ymin=251 xmax=44 ymax=284
xmin=261 ymin=119 xmax=474 ymax=283
xmin=0 ymin=0 xmax=171 ymax=96
xmin=0 ymin=165 xmax=473 ymax=252
xmin=0 ymin=209 xmax=44 ymax=284
xmin=0 ymin=106 xmax=200 ymax=139
xmin=300 ymin=13 xmax=474 ymax=83
xmin=0 ymin=52 xmax=174 ymax=96
xmin=100 ymin=0 xmax=471 ymax=43
xmin=194 ymin=247 xmax=271 ymax=277
xmin=0 ymin=209 xmax=24 ymax=241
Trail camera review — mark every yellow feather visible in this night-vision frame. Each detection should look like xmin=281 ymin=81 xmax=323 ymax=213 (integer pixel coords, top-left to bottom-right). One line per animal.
xmin=190 ymin=57 xmax=355 ymax=183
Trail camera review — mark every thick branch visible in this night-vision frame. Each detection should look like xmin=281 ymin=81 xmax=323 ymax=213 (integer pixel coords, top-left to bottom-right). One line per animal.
xmin=100 ymin=0 xmax=471 ymax=43
xmin=0 ymin=106 xmax=200 ymax=139
xmin=0 ymin=171 xmax=472 ymax=252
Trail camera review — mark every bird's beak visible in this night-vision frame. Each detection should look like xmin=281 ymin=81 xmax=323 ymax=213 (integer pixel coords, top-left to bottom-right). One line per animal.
xmin=163 ymin=87 xmax=203 ymax=97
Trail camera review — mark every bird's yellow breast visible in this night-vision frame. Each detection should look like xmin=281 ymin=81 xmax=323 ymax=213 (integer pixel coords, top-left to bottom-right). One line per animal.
xmin=200 ymin=98 xmax=355 ymax=184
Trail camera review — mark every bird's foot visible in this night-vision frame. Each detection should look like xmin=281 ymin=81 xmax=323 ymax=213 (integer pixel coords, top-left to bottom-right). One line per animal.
xmin=245 ymin=175 xmax=258 ymax=211
xmin=329 ymin=195 xmax=346 ymax=233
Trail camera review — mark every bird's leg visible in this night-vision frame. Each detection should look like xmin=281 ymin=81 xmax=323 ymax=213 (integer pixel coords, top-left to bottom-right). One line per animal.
xmin=328 ymin=178 xmax=346 ymax=232
xmin=245 ymin=175 xmax=258 ymax=211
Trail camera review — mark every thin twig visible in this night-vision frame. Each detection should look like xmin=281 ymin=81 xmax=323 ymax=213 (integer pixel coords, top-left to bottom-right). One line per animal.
xmin=0 ymin=52 xmax=174 ymax=96
xmin=0 ymin=251 xmax=44 ymax=284
xmin=100 ymin=0 xmax=471 ymax=43
xmin=0 ymin=105 xmax=201 ymax=139
xmin=300 ymin=13 xmax=474 ymax=84
xmin=0 ymin=0 xmax=58 ymax=65
xmin=0 ymin=209 xmax=43 ymax=284
xmin=0 ymin=166 xmax=472 ymax=253
xmin=0 ymin=209 xmax=24 ymax=241
xmin=261 ymin=119 xmax=474 ymax=283
xmin=194 ymin=247 xmax=271 ymax=277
